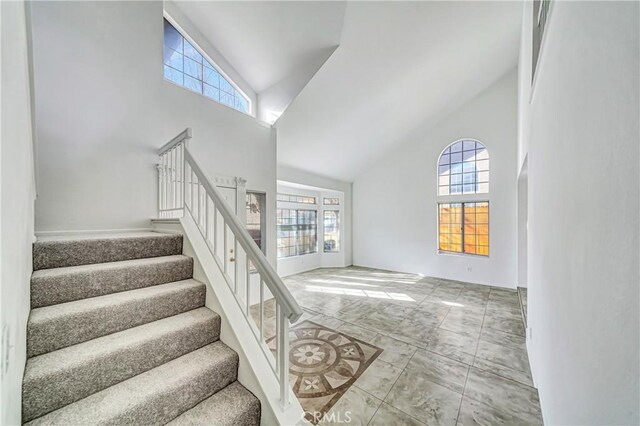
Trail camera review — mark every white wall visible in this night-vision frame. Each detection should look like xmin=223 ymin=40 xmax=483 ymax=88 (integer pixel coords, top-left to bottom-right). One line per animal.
xmin=522 ymin=2 xmax=639 ymax=424
xmin=30 ymin=1 xmax=277 ymax=266
xmin=1 ymin=1 xmax=37 ymax=424
xmin=352 ymin=70 xmax=518 ymax=288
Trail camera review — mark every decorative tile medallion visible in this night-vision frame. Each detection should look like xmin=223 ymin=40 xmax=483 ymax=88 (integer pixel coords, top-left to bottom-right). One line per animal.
xmin=269 ymin=320 xmax=383 ymax=424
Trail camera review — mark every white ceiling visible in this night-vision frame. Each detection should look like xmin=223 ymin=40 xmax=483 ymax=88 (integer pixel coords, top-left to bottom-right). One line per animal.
xmin=275 ymin=1 xmax=522 ymax=181
xmin=174 ymin=1 xmax=346 ymax=93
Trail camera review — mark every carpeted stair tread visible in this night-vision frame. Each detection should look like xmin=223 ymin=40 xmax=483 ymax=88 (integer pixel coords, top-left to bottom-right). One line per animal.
xmin=33 ymin=233 xmax=183 ymax=270
xmin=25 ymin=342 xmax=239 ymax=426
xmin=167 ymin=381 xmax=260 ymax=426
xmin=27 ymin=279 xmax=205 ymax=357
xmin=31 ymin=255 xmax=193 ymax=308
xmin=23 ymin=307 xmax=221 ymax=422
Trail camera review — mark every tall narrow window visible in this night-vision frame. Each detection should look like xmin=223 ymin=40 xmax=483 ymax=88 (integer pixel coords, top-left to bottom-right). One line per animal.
xmin=246 ymin=192 xmax=265 ymax=253
xmin=163 ymin=18 xmax=250 ymax=113
xmin=323 ymin=211 xmax=340 ymax=253
xmin=438 ymin=202 xmax=489 ymax=256
xmin=277 ymin=209 xmax=317 ymax=258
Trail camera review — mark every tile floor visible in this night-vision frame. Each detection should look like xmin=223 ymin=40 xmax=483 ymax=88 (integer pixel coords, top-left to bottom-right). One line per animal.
xmin=283 ymin=266 xmax=542 ymax=425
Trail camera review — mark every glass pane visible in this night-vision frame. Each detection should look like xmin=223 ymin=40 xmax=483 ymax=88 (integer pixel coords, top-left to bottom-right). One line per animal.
xmin=163 ymin=47 xmax=183 ymax=71
xmin=462 ymin=150 xmax=477 ymax=161
xmin=463 ymin=173 xmax=476 ymax=184
xmin=450 ymin=142 xmax=463 ymax=152
xmin=164 ymin=65 xmax=183 ymax=85
xmin=204 ymin=65 xmax=220 ymax=87
xmin=439 ymin=165 xmax=450 ymax=176
xmin=219 ymin=77 xmax=234 ymax=94
xmin=220 ymin=91 xmax=234 ymax=107
xmin=477 ymin=182 xmax=489 ymax=193
xmin=235 ymin=95 xmax=249 ymax=113
xmin=184 ymin=57 xmax=202 ymax=80
xmin=451 ymin=152 xmax=462 ymax=163
xmin=476 ymin=148 xmax=489 ymax=160
xmin=184 ymin=40 xmax=203 ymax=63
xmin=323 ymin=210 xmax=340 ymax=252
xmin=439 ymin=154 xmax=450 ymax=166
xmin=476 ymin=159 xmax=489 ymax=171
xmin=184 ymin=75 xmax=202 ymax=93
xmin=438 ymin=186 xmax=450 ymax=196
xmin=204 ymin=84 xmax=220 ymax=101
xmin=463 ymin=140 xmax=476 ymax=151
xmin=163 ymin=19 xmax=183 ymax=53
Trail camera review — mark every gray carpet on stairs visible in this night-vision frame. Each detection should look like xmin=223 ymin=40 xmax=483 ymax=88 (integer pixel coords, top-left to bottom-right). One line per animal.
xmin=33 ymin=233 xmax=183 ymax=270
xmin=27 ymin=279 xmax=206 ymax=357
xmin=25 ymin=342 xmax=239 ymax=426
xmin=23 ymin=233 xmax=261 ymax=426
xmin=22 ymin=308 xmax=221 ymax=422
xmin=31 ymin=255 xmax=193 ymax=308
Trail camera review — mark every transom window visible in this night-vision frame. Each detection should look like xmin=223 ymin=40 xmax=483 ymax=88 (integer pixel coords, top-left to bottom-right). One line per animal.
xmin=163 ymin=18 xmax=250 ymax=114
xmin=438 ymin=202 xmax=489 ymax=256
xmin=277 ymin=209 xmax=317 ymax=258
xmin=323 ymin=197 xmax=340 ymax=205
xmin=438 ymin=140 xmax=489 ymax=196
xmin=277 ymin=193 xmax=317 ymax=204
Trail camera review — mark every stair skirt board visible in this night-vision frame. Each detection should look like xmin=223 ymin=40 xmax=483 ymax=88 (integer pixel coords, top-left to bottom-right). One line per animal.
xmin=23 ymin=233 xmax=261 ymax=425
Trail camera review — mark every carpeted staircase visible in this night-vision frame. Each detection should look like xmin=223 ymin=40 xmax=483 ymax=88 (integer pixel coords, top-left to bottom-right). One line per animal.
xmin=22 ymin=232 xmax=261 ymax=425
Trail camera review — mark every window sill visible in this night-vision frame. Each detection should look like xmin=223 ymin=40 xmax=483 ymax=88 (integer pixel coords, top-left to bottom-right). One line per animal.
xmin=437 ymin=250 xmax=489 ymax=258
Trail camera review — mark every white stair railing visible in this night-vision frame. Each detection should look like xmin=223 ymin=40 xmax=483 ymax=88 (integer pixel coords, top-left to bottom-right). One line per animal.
xmin=158 ymin=128 xmax=303 ymax=407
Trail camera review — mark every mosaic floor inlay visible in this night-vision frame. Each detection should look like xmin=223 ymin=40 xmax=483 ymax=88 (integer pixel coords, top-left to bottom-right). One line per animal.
xmin=270 ymin=320 xmax=382 ymax=424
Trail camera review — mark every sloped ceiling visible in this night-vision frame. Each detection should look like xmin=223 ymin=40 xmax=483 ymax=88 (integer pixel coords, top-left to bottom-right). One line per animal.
xmin=275 ymin=1 xmax=522 ymax=181
xmin=174 ymin=1 xmax=346 ymax=121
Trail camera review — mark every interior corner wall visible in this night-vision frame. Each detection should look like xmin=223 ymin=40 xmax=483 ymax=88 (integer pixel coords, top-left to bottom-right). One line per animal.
xmin=276 ymin=165 xmax=353 ymax=269
xmin=29 ymin=1 xmax=276 ymax=253
xmin=522 ymin=2 xmax=639 ymax=424
xmin=352 ymin=70 xmax=518 ymax=288
xmin=1 ymin=1 xmax=37 ymax=424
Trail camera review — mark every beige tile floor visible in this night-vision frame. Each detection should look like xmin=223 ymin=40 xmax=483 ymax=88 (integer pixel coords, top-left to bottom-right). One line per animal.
xmin=283 ymin=266 xmax=542 ymax=425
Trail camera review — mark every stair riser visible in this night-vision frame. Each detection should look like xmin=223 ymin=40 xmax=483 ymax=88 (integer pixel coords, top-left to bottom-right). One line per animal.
xmin=25 ymin=343 xmax=239 ymax=426
xmin=31 ymin=257 xmax=194 ymax=308
xmin=27 ymin=283 xmax=205 ymax=357
xmin=167 ymin=382 xmax=260 ymax=426
xmin=33 ymin=235 xmax=183 ymax=270
xmin=23 ymin=314 xmax=220 ymax=422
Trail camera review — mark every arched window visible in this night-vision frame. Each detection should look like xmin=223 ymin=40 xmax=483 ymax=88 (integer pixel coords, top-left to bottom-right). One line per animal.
xmin=437 ymin=139 xmax=490 ymax=256
xmin=438 ymin=139 xmax=489 ymax=196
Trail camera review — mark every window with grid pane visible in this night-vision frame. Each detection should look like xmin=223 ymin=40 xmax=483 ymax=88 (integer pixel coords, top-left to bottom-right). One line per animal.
xmin=438 ymin=140 xmax=489 ymax=196
xmin=323 ymin=211 xmax=340 ymax=252
xmin=277 ymin=208 xmax=317 ymax=258
xmin=163 ymin=19 xmax=250 ymax=114
xmin=438 ymin=202 xmax=489 ymax=256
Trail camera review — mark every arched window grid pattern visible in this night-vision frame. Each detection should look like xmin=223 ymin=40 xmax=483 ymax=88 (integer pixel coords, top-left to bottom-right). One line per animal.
xmin=437 ymin=139 xmax=489 ymax=196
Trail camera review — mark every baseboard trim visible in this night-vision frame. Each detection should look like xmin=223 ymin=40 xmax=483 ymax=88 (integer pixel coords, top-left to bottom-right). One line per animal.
xmin=34 ymin=227 xmax=154 ymax=238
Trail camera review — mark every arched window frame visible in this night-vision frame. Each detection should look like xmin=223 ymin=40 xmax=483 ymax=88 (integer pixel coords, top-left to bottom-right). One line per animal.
xmin=436 ymin=139 xmax=489 ymax=196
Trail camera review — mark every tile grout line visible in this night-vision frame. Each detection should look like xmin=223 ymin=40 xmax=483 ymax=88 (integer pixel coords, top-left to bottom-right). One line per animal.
xmin=365 ymin=349 xmax=424 ymax=426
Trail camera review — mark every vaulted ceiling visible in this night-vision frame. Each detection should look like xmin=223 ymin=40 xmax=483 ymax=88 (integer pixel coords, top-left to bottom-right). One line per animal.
xmin=177 ymin=1 xmax=522 ymax=181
